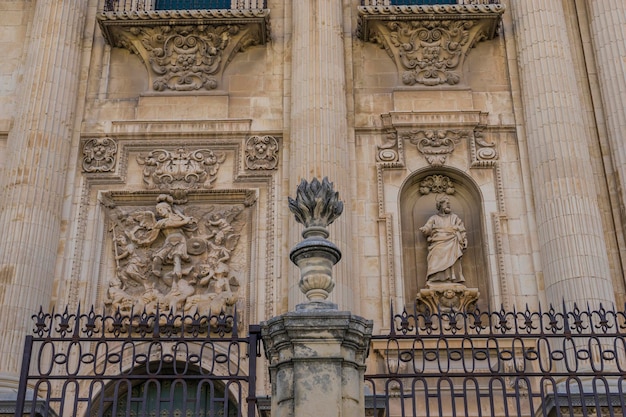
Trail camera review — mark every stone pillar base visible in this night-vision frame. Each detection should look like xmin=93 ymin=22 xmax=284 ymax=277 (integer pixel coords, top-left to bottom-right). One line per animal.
xmin=416 ymin=283 xmax=479 ymax=313
xmin=262 ymin=310 xmax=373 ymax=417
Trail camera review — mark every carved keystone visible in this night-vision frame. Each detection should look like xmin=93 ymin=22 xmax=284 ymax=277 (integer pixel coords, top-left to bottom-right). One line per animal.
xmin=288 ymin=178 xmax=343 ymax=309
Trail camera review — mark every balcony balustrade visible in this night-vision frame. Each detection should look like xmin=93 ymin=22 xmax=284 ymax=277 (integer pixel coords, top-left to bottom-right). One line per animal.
xmin=103 ymin=0 xmax=266 ymax=12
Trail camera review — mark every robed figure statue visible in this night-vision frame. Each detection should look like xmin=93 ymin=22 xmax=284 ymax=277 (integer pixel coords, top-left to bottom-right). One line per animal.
xmin=419 ymin=195 xmax=467 ymax=283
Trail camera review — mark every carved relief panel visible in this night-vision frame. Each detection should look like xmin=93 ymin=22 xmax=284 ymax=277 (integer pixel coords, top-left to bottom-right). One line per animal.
xmin=103 ymin=190 xmax=255 ymax=322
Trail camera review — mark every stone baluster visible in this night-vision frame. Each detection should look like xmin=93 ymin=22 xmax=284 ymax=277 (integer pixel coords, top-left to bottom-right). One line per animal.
xmin=289 ymin=0 xmax=355 ymax=310
xmin=0 ymin=0 xmax=88 ymax=389
xmin=508 ymin=1 xmax=615 ymax=308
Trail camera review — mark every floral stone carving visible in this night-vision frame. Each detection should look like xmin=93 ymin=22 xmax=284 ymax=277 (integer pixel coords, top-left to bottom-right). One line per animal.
xmin=82 ymin=137 xmax=117 ymax=173
xmin=245 ymin=135 xmax=279 ymax=170
xmin=97 ymin=10 xmax=269 ymax=91
xmin=105 ymin=194 xmax=249 ymax=318
xmin=137 ymin=148 xmax=226 ymax=197
xmin=358 ymin=4 xmax=505 ymax=86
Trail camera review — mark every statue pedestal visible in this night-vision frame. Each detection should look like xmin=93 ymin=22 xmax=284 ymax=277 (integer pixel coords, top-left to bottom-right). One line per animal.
xmin=262 ymin=309 xmax=372 ymax=417
xmin=416 ymin=283 xmax=479 ymax=313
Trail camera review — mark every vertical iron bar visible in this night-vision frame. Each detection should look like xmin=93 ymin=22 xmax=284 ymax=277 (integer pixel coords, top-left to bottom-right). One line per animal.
xmin=247 ymin=325 xmax=260 ymax=417
xmin=15 ymin=335 xmax=34 ymax=416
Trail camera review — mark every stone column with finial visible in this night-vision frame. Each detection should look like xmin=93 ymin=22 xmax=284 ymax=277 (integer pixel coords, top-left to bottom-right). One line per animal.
xmin=262 ymin=178 xmax=373 ymax=417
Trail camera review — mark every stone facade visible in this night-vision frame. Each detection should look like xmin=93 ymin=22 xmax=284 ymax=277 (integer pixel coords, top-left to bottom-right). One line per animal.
xmin=0 ymin=0 xmax=624 ymax=402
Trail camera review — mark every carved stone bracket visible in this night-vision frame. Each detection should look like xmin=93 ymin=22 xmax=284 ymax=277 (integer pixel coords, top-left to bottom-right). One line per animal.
xmin=358 ymin=4 xmax=505 ymax=86
xmin=245 ymin=135 xmax=279 ymax=170
xmin=97 ymin=9 xmax=269 ymax=91
xmin=470 ymin=128 xmax=498 ymax=167
xmin=416 ymin=283 xmax=479 ymax=313
xmin=82 ymin=137 xmax=118 ymax=173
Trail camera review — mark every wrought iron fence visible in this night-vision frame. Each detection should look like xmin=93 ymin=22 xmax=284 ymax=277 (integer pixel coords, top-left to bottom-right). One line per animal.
xmin=366 ymin=302 xmax=626 ymax=417
xmin=102 ymin=0 xmax=267 ymax=13
xmin=15 ymin=306 xmax=261 ymax=417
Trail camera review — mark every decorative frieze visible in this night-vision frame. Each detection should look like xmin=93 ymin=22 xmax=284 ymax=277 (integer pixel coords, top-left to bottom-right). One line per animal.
xmin=245 ymin=135 xmax=279 ymax=170
xmin=97 ymin=10 xmax=269 ymax=91
xmin=82 ymin=137 xmax=118 ymax=173
xmin=358 ymin=4 xmax=504 ymax=86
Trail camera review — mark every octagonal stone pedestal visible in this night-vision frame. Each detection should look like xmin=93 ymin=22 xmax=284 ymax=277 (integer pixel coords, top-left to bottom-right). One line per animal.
xmin=262 ymin=310 xmax=373 ymax=417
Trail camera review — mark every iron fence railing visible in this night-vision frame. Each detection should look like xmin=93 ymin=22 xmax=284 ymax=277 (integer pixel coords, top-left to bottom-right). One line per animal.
xmin=366 ymin=302 xmax=626 ymax=417
xmin=15 ymin=306 xmax=261 ymax=417
xmin=362 ymin=0 xmax=500 ymax=5
xmin=103 ymin=0 xmax=267 ymax=13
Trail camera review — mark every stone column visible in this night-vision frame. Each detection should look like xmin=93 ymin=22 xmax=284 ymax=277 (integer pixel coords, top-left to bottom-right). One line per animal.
xmin=585 ymin=2 xmax=626 ymax=232
xmin=289 ymin=0 xmax=355 ymax=310
xmin=0 ymin=0 xmax=88 ymax=388
xmin=508 ymin=1 xmax=615 ymax=308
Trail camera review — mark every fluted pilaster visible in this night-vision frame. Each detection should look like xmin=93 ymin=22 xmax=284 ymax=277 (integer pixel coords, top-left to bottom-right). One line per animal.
xmin=509 ymin=1 xmax=615 ymax=308
xmin=585 ymin=1 xmax=626 ymax=231
xmin=0 ymin=0 xmax=88 ymax=387
xmin=289 ymin=0 xmax=354 ymax=310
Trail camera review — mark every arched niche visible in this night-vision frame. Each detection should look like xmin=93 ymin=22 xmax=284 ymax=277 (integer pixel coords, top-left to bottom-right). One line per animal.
xmin=400 ymin=170 xmax=490 ymax=311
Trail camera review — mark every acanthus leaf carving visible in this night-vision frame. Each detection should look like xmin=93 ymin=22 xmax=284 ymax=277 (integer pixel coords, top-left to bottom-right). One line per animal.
xmin=245 ymin=135 xmax=279 ymax=170
xmin=82 ymin=137 xmax=117 ymax=173
xmin=137 ymin=147 xmax=226 ymax=194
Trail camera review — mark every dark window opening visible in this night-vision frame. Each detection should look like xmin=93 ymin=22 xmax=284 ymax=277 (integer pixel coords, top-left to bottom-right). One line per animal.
xmin=155 ymin=0 xmax=231 ymax=10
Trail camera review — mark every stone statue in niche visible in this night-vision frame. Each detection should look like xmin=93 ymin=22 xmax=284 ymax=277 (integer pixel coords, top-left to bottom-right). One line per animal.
xmin=419 ymin=195 xmax=467 ymax=284
xmin=417 ymin=195 xmax=479 ymax=313
xmin=105 ymin=194 xmax=246 ymax=318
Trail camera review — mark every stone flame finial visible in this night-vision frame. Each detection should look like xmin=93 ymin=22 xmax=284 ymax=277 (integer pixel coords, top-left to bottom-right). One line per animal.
xmin=288 ymin=177 xmax=343 ymax=238
xmin=288 ymin=177 xmax=343 ymax=310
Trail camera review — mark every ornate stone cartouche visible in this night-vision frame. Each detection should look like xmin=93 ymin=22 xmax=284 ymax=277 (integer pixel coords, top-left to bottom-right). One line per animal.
xmin=288 ymin=178 xmax=343 ymax=307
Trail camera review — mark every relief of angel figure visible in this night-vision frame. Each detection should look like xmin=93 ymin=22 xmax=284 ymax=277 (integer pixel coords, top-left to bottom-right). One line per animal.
xmin=186 ymin=263 xmax=240 ymax=316
xmin=114 ymin=233 xmax=150 ymax=290
xmin=126 ymin=194 xmax=197 ymax=288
